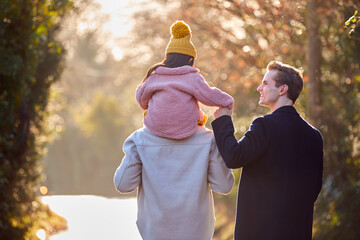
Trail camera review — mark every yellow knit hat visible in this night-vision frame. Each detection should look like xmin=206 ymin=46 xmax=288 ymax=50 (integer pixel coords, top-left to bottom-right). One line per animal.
xmin=165 ymin=21 xmax=197 ymax=58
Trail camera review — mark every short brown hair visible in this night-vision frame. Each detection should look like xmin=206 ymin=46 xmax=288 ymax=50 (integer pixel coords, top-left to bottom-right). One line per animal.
xmin=266 ymin=61 xmax=303 ymax=103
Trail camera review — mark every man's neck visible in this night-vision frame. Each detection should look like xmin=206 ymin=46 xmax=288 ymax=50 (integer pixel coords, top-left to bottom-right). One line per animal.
xmin=269 ymin=98 xmax=294 ymax=113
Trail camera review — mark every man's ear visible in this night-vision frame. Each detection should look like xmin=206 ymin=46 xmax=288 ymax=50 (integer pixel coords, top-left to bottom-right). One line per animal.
xmin=279 ymin=84 xmax=288 ymax=96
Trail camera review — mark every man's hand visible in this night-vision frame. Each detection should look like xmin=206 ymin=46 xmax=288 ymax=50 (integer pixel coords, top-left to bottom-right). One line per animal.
xmin=214 ymin=107 xmax=232 ymax=119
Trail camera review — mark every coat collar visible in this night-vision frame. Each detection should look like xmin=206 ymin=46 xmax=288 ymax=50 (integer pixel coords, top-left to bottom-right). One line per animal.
xmin=271 ymin=105 xmax=299 ymax=116
xmin=155 ymin=65 xmax=199 ymax=75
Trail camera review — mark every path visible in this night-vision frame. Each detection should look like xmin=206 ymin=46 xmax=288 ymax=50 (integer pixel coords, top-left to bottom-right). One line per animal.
xmin=41 ymin=195 xmax=142 ymax=240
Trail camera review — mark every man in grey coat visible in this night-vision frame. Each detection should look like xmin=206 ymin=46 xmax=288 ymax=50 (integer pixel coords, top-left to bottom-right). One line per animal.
xmin=211 ymin=61 xmax=323 ymax=240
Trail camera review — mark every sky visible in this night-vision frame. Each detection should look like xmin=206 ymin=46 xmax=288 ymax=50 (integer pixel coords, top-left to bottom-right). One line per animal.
xmin=95 ymin=0 xmax=145 ymax=37
xmin=93 ymin=0 xmax=149 ymax=60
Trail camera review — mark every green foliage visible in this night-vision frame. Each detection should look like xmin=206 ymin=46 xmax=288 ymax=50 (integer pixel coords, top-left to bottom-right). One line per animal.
xmin=308 ymin=3 xmax=360 ymax=239
xmin=345 ymin=10 xmax=360 ymax=38
xmin=0 ymin=0 xmax=73 ymax=238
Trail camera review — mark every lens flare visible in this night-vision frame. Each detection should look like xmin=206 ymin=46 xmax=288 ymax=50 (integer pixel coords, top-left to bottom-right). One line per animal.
xmin=40 ymin=186 xmax=48 ymax=195
xmin=36 ymin=229 xmax=46 ymax=240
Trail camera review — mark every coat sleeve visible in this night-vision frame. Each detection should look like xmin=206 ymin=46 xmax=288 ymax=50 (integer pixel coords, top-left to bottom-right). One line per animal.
xmin=208 ymin=138 xmax=235 ymax=194
xmin=136 ymin=81 xmax=150 ymax=110
xmin=193 ymin=75 xmax=234 ymax=109
xmin=211 ymin=115 xmax=269 ymax=169
xmin=113 ymin=134 xmax=142 ymax=193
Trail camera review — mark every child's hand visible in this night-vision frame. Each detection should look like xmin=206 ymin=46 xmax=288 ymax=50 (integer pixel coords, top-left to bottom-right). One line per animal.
xmin=214 ymin=107 xmax=232 ymax=119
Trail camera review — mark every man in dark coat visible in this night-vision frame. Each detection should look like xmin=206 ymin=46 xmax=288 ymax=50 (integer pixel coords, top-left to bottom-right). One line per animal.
xmin=211 ymin=61 xmax=323 ymax=240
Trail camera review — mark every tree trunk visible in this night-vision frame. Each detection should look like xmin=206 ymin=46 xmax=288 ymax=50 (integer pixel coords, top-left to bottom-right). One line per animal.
xmin=307 ymin=0 xmax=322 ymax=127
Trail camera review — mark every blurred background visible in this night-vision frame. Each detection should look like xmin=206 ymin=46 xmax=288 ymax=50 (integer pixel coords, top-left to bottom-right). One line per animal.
xmin=1 ymin=0 xmax=359 ymax=239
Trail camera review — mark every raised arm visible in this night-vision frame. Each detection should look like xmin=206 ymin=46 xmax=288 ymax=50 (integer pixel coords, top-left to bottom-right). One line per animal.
xmin=193 ymin=75 xmax=234 ymax=109
xmin=114 ymin=135 xmax=142 ymax=193
xmin=211 ymin=116 xmax=269 ymax=169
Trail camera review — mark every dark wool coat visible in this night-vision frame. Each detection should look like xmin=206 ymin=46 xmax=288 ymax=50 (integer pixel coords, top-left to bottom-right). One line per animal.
xmin=211 ymin=106 xmax=323 ymax=240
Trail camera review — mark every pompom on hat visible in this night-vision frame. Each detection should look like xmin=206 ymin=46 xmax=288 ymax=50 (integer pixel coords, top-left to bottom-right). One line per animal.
xmin=165 ymin=21 xmax=197 ymax=58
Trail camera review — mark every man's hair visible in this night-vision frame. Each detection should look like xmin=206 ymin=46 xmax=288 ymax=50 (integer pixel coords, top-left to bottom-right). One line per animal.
xmin=266 ymin=61 xmax=303 ymax=103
